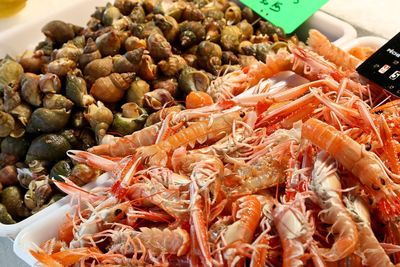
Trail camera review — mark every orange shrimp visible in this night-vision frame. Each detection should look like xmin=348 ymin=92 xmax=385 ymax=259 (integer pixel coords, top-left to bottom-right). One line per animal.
xmin=307 ymin=29 xmax=361 ymax=72
xmin=207 ymin=49 xmax=292 ymax=101
xmin=70 ymin=201 xmax=132 ymax=248
xmin=302 ymin=118 xmax=400 ymax=205
xmin=88 ymin=123 xmax=160 ymax=157
xmin=136 ymin=111 xmax=244 ymax=167
xmin=289 ymin=41 xmax=369 ymax=98
xmin=189 ymin=176 xmax=212 ymax=267
xmin=250 ymin=194 xmax=280 ymax=267
xmin=58 ymin=213 xmax=74 ymax=245
xmin=273 ymin=193 xmax=324 ymax=267
xmin=100 ymin=226 xmax=190 ymax=257
xmin=222 ymin=195 xmax=262 ymax=265
xmin=245 ymin=49 xmax=293 ymax=88
xmin=344 ymin=196 xmax=395 ymax=267
xmin=311 ymin=152 xmax=358 ymax=261
xmin=186 ymin=91 xmax=214 ymax=109
xmin=348 ymin=46 xmax=376 ymax=61
xmin=125 ymin=177 xmax=189 ymax=222
xmin=31 ymin=247 xmax=102 ymax=267
xmin=188 ymin=157 xmax=225 ymax=267
xmin=227 ymin=154 xmax=286 ymax=197
xmin=378 ymin=115 xmax=400 ymax=175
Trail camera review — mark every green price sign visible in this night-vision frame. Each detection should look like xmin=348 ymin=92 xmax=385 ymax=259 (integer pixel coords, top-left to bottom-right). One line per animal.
xmin=240 ymin=0 xmax=328 ymax=34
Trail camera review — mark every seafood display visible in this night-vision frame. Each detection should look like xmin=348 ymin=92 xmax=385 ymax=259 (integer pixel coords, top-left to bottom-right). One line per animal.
xmin=0 ymin=0 xmax=289 ymax=224
xmin=29 ymin=28 xmax=400 ymax=267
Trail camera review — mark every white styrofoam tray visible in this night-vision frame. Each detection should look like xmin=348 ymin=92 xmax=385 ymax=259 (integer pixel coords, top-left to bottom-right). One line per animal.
xmin=0 ymin=0 xmax=358 ymax=241
xmin=0 ymin=172 xmax=111 ymax=239
xmin=296 ymin=10 xmax=357 ymax=46
xmin=340 ymin=36 xmax=388 ymax=51
xmin=14 ymin=173 xmax=111 ymax=266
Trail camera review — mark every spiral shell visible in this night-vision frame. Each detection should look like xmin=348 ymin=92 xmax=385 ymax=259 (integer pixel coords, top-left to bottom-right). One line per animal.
xmin=0 ymin=58 xmax=24 ymax=91
xmin=84 ymin=56 xmax=114 ymax=83
xmin=179 ymin=21 xmax=206 ymax=47
xmin=147 ymin=33 xmax=173 ymax=61
xmin=158 ymin=55 xmax=187 ymax=77
xmin=39 ymin=73 xmax=61 ymax=94
xmin=178 ymin=66 xmax=210 ymax=93
xmin=144 ymin=89 xmax=175 ymax=110
xmin=102 ymin=3 xmax=122 ymax=26
xmin=18 ymin=50 xmax=45 ymax=74
xmin=43 ymin=94 xmax=74 ymax=110
xmin=113 ymin=48 xmax=144 ymax=73
xmin=257 ymin=20 xmax=285 ymax=38
xmin=26 ymin=108 xmax=71 ymax=133
xmin=197 ymin=41 xmax=222 ymax=74
xmin=242 ymin=7 xmax=257 ymax=23
xmin=41 ymin=20 xmax=76 ymax=45
xmin=26 ymin=134 xmax=71 ymax=162
xmin=3 ymin=84 xmax=21 ymax=112
xmin=53 ymin=42 xmax=83 ymax=62
xmin=47 ymin=58 xmax=76 ymax=77
xmin=131 ymin=21 xmax=162 ymax=39
xmin=221 ymin=51 xmax=239 ymax=65
xmin=153 ymin=78 xmax=178 ymax=97
xmin=2 ymin=186 xmax=30 ymax=218
xmin=129 ymin=4 xmax=146 ymax=23
xmin=50 ymin=160 xmax=72 ymax=181
xmin=0 ymin=111 xmax=15 ymax=138
xmin=138 ymin=55 xmax=157 ymax=81
xmin=112 ymin=103 xmax=148 ymax=135
xmin=237 ymin=20 xmax=253 ymax=41
xmin=182 ymin=3 xmax=204 ymax=21
xmin=84 ymin=101 xmax=114 ymax=142
xmin=154 ymin=14 xmax=179 ymax=43
xmin=96 ymin=30 xmax=122 ymax=57
xmin=1 ymin=136 xmax=30 ymax=160
xmin=9 ymin=103 xmax=32 ymax=126
xmin=221 ymin=25 xmax=241 ymax=52
xmin=69 ymin=164 xmax=100 ymax=186
xmin=90 ymin=72 xmax=135 ymax=103
xmin=21 ymin=73 xmax=42 ymax=107
xmin=79 ymin=38 xmax=102 ymax=69
xmin=125 ymin=36 xmax=147 ymax=51
xmin=66 ymin=73 xmax=95 ymax=107
xmin=126 ymin=78 xmax=150 ymax=107
xmin=225 ymin=4 xmax=241 ymax=25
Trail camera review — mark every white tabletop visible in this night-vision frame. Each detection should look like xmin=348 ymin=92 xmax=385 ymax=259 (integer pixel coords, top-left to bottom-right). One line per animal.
xmin=0 ymin=0 xmax=399 ymax=266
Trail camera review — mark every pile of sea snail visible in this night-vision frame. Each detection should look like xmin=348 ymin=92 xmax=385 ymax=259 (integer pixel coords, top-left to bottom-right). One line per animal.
xmin=0 ymin=0 xmax=290 ymax=224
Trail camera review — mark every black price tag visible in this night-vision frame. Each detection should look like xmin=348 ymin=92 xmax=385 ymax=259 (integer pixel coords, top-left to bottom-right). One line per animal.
xmin=356 ymin=32 xmax=400 ymax=96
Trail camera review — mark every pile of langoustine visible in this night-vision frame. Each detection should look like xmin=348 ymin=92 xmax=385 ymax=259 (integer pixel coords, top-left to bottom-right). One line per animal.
xmin=30 ymin=29 xmax=400 ymax=267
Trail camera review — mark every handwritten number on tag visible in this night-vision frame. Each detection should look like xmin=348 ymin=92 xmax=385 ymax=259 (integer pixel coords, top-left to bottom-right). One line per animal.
xmin=270 ymin=1 xmax=283 ymax=12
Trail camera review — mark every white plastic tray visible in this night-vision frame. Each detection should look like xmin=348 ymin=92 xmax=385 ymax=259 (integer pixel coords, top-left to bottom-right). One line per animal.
xmin=0 ymin=172 xmax=111 ymax=239
xmin=0 ymin=0 xmax=109 ymax=58
xmin=340 ymin=36 xmax=388 ymax=51
xmin=296 ymin=10 xmax=357 ymax=46
xmin=14 ymin=173 xmax=111 ymax=266
xmin=14 ymin=204 xmax=77 ymax=266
